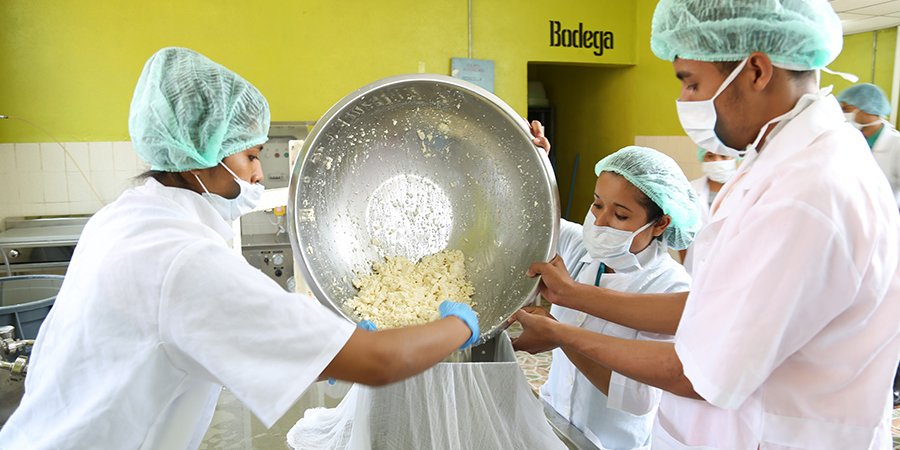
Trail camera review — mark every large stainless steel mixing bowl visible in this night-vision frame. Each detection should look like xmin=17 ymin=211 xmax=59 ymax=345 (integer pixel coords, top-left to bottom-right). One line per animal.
xmin=288 ymin=74 xmax=559 ymax=344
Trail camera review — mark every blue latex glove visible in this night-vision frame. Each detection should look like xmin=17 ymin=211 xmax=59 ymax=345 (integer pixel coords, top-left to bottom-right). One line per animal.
xmin=358 ymin=319 xmax=377 ymax=331
xmin=439 ymin=301 xmax=480 ymax=349
xmin=329 ymin=320 xmax=378 ymax=384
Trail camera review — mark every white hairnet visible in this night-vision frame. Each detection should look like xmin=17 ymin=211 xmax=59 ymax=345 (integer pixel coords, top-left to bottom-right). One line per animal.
xmin=594 ymin=146 xmax=702 ymax=250
xmin=129 ymin=47 xmax=270 ymax=172
xmin=650 ymin=0 xmax=843 ymax=70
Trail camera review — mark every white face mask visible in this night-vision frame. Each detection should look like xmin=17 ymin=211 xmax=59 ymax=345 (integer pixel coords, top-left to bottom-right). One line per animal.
xmin=701 ymin=159 xmax=737 ymax=183
xmin=194 ymin=162 xmax=265 ymax=222
xmin=581 ymin=211 xmax=654 ymax=271
xmin=843 ymin=111 xmax=881 ymax=130
xmin=676 ymin=56 xmax=795 ymax=158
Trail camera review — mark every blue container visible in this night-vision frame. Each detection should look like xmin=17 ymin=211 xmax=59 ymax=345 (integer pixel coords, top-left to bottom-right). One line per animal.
xmin=0 ymin=275 xmax=63 ymax=341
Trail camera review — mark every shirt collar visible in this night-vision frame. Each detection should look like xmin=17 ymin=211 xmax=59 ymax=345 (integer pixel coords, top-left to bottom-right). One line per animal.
xmin=138 ymin=177 xmax=234 ymax=241
xmin=730 ymin=89 xmax=843 ymax=191
xmin=866 ymin=123 xmax=884 ymax=149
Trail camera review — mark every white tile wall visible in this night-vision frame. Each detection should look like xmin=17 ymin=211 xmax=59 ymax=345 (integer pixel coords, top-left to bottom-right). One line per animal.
xmin=42 ymin=174 xmax=69 ymax=203
xmin=0 ymin=141 xmax=146 ymax=229
xmin=18 ymin=171 xmax=45 ymax=204
xmin=66 ymin=172 xmax=95 ymax=202
xmin=0 ymin=143 xmax=14 ymax=171
xmin=64 ymin=142 xmax=91 ymax=173
xmin=112 ymin=141 xmax=136 ymax=171
xmin=40 ymin=143 xmax=66 ymax=172
xmin=15 ymin=143 xmax=41 ymax=172
xmin=88 ymin=141 xmax=114 ymax=172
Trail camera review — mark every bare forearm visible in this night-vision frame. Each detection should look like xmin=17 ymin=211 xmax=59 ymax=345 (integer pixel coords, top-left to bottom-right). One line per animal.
xmin=562 ymin=347 xmax=612 ymax=395
xmin=324 ymin=317 xmax=469 ymax=385
xmin=554 ymin=323 xmax=701 ymax=400
xmin=382 ymin=317 xmax=470 ymax=381
xmin=561 ymin=285 xmax=688 ymax=335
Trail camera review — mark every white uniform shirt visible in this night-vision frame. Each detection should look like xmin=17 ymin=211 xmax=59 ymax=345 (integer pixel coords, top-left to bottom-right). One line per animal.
xmin=871 ymin=122 xmax=900 ymax=209
xmin=689 ymin=176 xmax=715 ymax=226
xmin=541 ymin=220 xmax=691 ymax=450
xmin=682 ymin=177 xmax=717 ymax=274
xmin=653 ymin=93 xmax=900 ymax=449
xmin=0 ymin=178 xmax=355 ymax=450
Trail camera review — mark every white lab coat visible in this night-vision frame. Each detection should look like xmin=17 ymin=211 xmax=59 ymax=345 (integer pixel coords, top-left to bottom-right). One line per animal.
xmin=870 ymin=121 xmax=900 ymax=209
xmin=689 ymin=176 xmax=715 ymax=227
xmin=0 ymin=178 xmax=355 ymax=450
xmin=681 ymin=177 xmax=717 ymax=274
xmin=541 ymin=220 xmax=691 ymax=450
xmin=653 ymin=92 xmax=900 ymax=449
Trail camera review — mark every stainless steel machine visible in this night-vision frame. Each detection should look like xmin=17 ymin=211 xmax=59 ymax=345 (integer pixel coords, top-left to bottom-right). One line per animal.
xmin=259 ymin=121 xmax=314 ymax=189
xmin=241 ymin=234 xmax=294 ymax=290
xmin=239 ymin=122 xmax=313 ymax=290
xmin=0 ymin=216 xmax=88 ymax=277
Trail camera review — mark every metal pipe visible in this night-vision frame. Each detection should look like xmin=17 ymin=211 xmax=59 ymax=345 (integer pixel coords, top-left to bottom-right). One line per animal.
xmin=467 ymin=0 xmax=473 ymax=59
xmin=890 ymin=26 xmax=900 ymax=126
xmin=871 ymin=30 xmax=878 ymax=83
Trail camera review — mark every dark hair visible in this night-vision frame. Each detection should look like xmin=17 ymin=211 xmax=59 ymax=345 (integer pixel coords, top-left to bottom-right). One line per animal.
xmin=135 ymin=170 xmax=166 ymax=181
xmin=135 ymin=170 xmax=194 ymax=190
xmin=634 ymin=191 xmax=666 ymax=242
xmin=636 ymin=191 xmax=665 ymax=224
xmin=713 ymin=60 xmax=814 ymax=82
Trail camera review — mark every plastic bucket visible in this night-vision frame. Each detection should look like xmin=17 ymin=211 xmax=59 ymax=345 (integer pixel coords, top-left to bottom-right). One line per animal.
xmin=0 ymin=275 xmax=64 ymax=341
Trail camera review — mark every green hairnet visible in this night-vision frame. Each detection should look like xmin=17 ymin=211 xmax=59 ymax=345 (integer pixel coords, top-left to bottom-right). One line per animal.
xmin=650 ymin=0 xmax=843 ymax=71
xmin=128 ymin=47 xmax=271 ymax=172
xmin=696 ymin=147 xmax=707 ymax=162
xmin=837 ymin=83 xmax=891 ymax=117
xmin=594 ymin=146 xmax=701 ymax=250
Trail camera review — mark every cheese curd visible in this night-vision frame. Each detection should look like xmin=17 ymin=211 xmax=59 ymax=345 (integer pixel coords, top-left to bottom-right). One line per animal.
xmin=346 ymin=249 xmax=475 ymax=328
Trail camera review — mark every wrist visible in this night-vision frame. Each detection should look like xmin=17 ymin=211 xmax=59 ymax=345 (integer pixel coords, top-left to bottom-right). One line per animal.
xmin=547 ymin=320 xmax=566 ymax=347
xmin=561 ymin=282 xmax=587 ymax=309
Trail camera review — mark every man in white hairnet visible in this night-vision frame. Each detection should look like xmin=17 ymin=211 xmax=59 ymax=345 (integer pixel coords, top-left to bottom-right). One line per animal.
xmin=513 ymin=1 xmax=900 ymax=448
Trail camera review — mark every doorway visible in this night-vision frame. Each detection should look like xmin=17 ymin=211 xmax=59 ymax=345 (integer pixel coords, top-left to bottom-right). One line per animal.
xmin=527 ymin=63 xmax=635 ymax=222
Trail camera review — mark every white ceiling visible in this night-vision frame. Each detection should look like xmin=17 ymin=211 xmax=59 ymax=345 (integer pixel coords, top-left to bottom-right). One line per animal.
xmin=832 ymin=0 xmax=900 ymax=34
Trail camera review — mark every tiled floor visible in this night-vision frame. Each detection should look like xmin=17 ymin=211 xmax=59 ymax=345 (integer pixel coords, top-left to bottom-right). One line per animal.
xmin=893 ymin=407 xmax=899 ymax=449
xmin=516 ymin=349 xmax=552 ymax=393
xmin=508 ymin=322 xmax=553 ymax=394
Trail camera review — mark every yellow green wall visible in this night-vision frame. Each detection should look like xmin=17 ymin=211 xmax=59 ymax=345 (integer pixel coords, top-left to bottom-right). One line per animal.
xmin=528 ymin=0 xmax=684 ymax=220
xmin=829 ymin=28 xmax=897 ymax=96
xmin=0 ymin=0 xmax=638 ymax=143
xmin=530 ymin=64 xmax=635 ymax=220
xmin=5 ymin=0 xmax=895 ymax=213
xmin=631 ymin=0 xmax=684 ymax=137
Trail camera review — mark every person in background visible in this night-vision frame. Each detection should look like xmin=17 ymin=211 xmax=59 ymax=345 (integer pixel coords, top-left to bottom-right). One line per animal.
xmin=515 ymin=1 xmax=900 ymax=448
xmin=0 ymin=47 xmax=479 ymax=450
xmin=838 ymin=82 xmax=900 ymax=210
xmin=521 ymin=146 xmax=699 ymax=450
xmin=677 ymin=148 xmax=737 ymax=271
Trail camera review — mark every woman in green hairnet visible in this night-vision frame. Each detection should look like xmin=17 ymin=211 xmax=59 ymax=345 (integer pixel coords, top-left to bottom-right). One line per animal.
xmin=514 ymin=145 xmax=700 ymax=450
xmin=0 ymin=47 xmax=479 ymax=450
